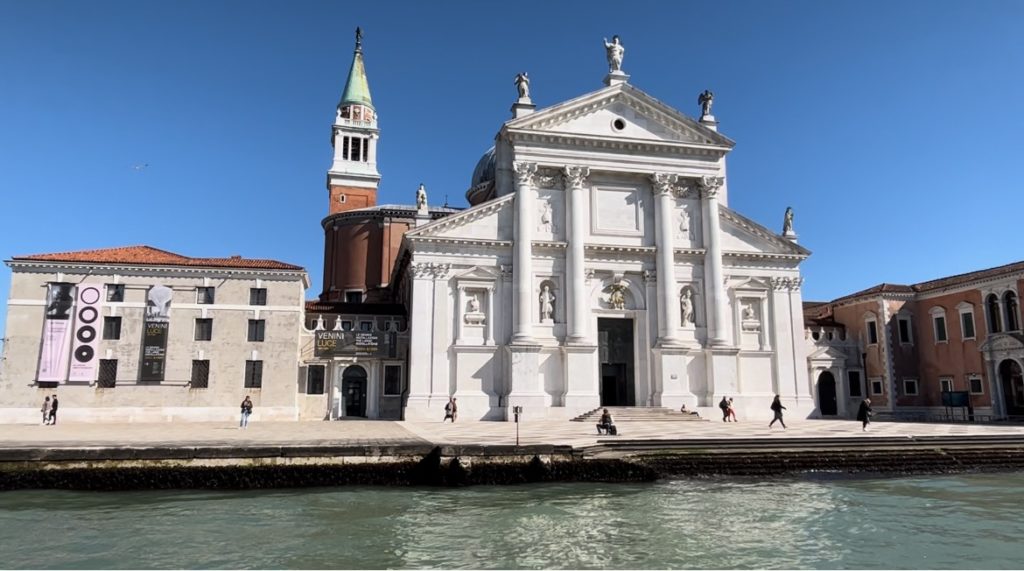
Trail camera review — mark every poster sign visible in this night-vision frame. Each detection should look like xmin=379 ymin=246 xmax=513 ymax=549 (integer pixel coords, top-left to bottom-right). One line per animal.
xmin=37 ymin=283 xmax=75 ymax=382
xmin=68 ymin=283 xmax=104 ymax=382
xmin=140 ymin=285 xmax=173 ymax=382
xmin=315 ymin=330 xmax=386 ymax=358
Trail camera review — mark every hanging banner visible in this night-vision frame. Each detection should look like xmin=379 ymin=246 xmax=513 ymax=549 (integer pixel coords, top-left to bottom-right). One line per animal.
xmin=68 ymin=283 xmax=104 ymax=382
xmin=314 ymin=330 xmax=387 ymax=358
xmin=37 ymin=283 xmax=75 ymax=382
xmin=140 ymin=285 xmax=172 ymax=382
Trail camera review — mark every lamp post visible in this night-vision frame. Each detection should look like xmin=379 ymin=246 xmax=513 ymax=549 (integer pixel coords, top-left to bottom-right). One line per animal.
xmin=513 ymin=405 xmax=523 ymax=447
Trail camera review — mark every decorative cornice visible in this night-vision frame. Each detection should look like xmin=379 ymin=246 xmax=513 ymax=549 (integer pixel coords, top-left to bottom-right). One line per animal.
xmin=505 ymin=130 xmax=728 ymax=159
xmin=407 ymin=193 xmax=513 ymax=238
xmin=409 ymin=262 xmax=452 ymax=279
xmin=406 ymin=236 xmax=514 ymax=248
xmin=770 ymin=277 xmax=804 ymax=291
xmin=6 ymin=260 xmax=308 ymax=280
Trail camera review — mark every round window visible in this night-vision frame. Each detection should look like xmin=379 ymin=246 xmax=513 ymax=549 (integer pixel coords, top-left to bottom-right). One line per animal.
xmin=612 ymin=118 xmax=626 ymax=131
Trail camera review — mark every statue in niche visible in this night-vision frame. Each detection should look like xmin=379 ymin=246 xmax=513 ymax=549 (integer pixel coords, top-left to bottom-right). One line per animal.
xmin=514 ymin=72 xmax=530 ymax=99
xmin=539 ymin=285 xmax=555 ymax=322
xmin=677 ymin=207 xmax=693 ymax=242
xmin=538 ymin=201 xmax=553 ymax=234
xmin=464 ymin=294 xmax=484 ymax=325
xmin=467 ymin=296 xmax=480 ymax=314
xmin=608 ymin=281 xmax=628 ymax=311
xmin=743 ymin=302 xmax=756 ymax=321
xmin=603 ymin=36 xmax=625 ymax=73
xmin=698 ymin=89 xmax=714 ymax=117
xmin=416 ymin=183 xmax=428 ymax=212
xmin=680 ymin=288 xmax=695 ymax=325
xmin=782 ymin=206 xmax=795 ymax=235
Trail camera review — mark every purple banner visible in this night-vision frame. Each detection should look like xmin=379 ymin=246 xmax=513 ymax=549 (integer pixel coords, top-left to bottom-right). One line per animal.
xmin=69 ymin=284 xmax=103 ymax=382
xmin=37 ymin=283 xmax=75 ymax=382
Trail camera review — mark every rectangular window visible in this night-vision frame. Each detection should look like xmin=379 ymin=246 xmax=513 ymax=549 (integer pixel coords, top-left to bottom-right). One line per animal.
xmin=351 ymin=137 xmax=362 ymax=162
xmin=384 ymin=365 xmax=402 ymax=396
xmin=190 ymin=360 xmax=210 ymax=389
xmin=306 ymin=365 xmax=325 ymax=395
xmin=244 ymin=360 xmax=263 ymax=388
xmin=940 ymin=377 xmax=954 ymax=393
xmin=102 ymin=316 xmax=122 ymax=340
xmin=247 ymin=319 xmax=266 ymax=342
xmin=903 ymin=378 xmax=919 ymax=396
xmin=961 ymin=311 xmax=976 ymax=339
xmin=867 ymin=320 xmax=878 ymax=345
xmin=870 ymin=378 xmax=884 ymax=396
xmin=249 ymin=288 xmax=268 ymax=306
xmin=969 ymin=376 xmax=984 ymax=394
xmin=345 ymin=291 xmax=363 ymax=304
xmin=97 ymin=359 xmax=117 ymax=388
xmin=341 ymin=320 xmax=353 ymax=331
xmin=848 ymin=371 xmax=862 ymax=397
xmin=195 ymin=318 xmax=213 ymax=341
xmin=362 ymin=138 xmax=369 ymax=162
xmin=359 ymin=321 xmax=373 ymax=332
xmin=196 ymin=287 xmax=215 ymax=305
xmin=898 ymin=318 xmax=912 ymax=344
xmin=106 ymin=284 xmax=125 ymax=302
xmin=934 ymin=316 xmax=948 ymax=342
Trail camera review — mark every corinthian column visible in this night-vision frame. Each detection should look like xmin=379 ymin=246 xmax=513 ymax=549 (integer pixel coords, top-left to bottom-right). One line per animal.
xmin=564 ymin=165 xmax=590 ymax=343
xmin=651 ymin=173 xmax=682 ymax=346
xmin=699 ymin=176 xmax=729 ymax=346
xmin=511 ymin=161 xmax=537 ymax=344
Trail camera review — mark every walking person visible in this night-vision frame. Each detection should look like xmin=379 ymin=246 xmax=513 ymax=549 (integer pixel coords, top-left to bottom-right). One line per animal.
xmin=443 ymin=397 xmax=457 ymax=423
xmin=727 ymin=397 xmax=738 ymax=422
xmin=857 ymin=398 xmax=873 ymax=431
xmin=239 ymin=395 xmax=253 ymax=429
xmin=48 ymin=395 xmax=59 ymax=425
xmin=719 ymin=396 xmax=731 ymax=422
xmin=41 ymin=396 xmax=51 ymax=425
xmin=768 ymin=394 xmax=786 ymax=429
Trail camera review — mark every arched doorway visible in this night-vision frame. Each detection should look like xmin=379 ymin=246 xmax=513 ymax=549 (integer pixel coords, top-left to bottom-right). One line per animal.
xmin=817 ymin=371 xmax=838 ymax=416
xmin=342 ymin=365 xmax=368 ymax=418
xmin=999 ymin=359 xmax=1024 ymax=416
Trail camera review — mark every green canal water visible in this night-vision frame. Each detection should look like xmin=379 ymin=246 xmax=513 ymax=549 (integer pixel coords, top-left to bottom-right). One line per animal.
xmin=0 ymin=472 xmax=1021 ymax=569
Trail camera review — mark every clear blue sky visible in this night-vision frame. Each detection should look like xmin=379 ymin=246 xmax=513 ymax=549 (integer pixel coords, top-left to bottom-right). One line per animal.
xmin=2 ymin=0 xmax=1023 ymax=340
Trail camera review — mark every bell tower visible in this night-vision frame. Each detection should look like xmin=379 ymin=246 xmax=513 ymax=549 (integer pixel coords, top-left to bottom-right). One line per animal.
xmin=327 ymin=27 xmax=380 ymax=214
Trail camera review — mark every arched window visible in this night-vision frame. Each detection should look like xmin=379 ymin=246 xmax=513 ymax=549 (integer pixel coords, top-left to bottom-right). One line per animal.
xmin=1004 ymin=291 xmax=1020 ymax=332
xmin=987 ymin=294 xmax=1002 ymax=333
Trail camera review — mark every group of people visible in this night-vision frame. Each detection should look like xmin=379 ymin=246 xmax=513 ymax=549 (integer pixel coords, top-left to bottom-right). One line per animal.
xmin=718 ymin=396 xmax=739 ymax=422
xmin=39 ymin=395 xmax=58 ymax=425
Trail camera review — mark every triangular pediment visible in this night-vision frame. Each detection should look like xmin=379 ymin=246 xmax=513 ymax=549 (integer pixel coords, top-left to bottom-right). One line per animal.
xmin=405 ymin=193 xmax=514 ymax=242
xmin=454 ymin=266 xmax=500 ymax=281
xmin=808 ymin=346 xmax=850 ymax=362
xmin=505 ymin=83 xmax=733 ymax=148
xmin=719 ymin=207 xmax=811 ymax=258
xmin=979 ymin=333 xmax=1024 ymax=353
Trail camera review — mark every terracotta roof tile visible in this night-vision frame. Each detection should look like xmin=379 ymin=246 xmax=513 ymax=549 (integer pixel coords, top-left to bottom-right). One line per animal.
xmin=11 ymin=245 xmax=304 ymax=271
xmin=912 ymin=260 xmax=1024 ymax=293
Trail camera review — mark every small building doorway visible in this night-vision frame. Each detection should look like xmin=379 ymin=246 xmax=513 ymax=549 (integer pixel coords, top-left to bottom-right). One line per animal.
xmin=598 ymin=318 xmax=635 ymax=406
xmin=999 ymin=359 xmax=1024 ymax=416
xmin=817 ymin=371 xmax=838 ymax=416
xmin=342 ymin=365 xmax=368 ymax=417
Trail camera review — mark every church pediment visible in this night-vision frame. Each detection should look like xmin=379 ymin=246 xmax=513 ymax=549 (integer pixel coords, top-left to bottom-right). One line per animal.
xmin=719 ymin=207 xmax=811 ymax=258
xmin=505 ymin=84 xmax=733 ymax=149
xmin=405 ymin=193 xmax=514 ymax=242
xmin=808 ymin=345 xmax=850 ymax=363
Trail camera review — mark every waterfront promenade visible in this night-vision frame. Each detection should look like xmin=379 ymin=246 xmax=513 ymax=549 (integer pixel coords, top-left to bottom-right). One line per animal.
xmin=3 ymin=416 xmax=1024 ymax=449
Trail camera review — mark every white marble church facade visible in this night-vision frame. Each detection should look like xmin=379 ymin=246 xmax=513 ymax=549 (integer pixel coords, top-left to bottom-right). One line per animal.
xmin=396 ymin=56 xmax=814 ymax=421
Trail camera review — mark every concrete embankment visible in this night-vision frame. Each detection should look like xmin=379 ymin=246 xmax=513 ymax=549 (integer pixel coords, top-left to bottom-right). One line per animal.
xmin=3 ymin=434 xmax=1024 ymax=490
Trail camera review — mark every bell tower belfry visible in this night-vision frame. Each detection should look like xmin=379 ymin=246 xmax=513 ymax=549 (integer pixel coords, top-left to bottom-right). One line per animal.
xmin=327 ymin=27 xmax=380 ymax=214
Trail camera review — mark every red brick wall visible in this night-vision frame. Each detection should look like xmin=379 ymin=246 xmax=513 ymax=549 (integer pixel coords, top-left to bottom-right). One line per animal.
xmin=329 ymin=185 xmax=377 ymax=215
xmin=914 ymin=289 xmax=988 ymax=408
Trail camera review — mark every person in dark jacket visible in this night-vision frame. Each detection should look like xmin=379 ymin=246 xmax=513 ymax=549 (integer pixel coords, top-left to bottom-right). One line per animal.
xmin=239 ymin=395 xmax=253 ymax=429
xmin=596 ymin=409 xmax=616 ymax=435
xmin=48 ymin=395 xmax=59 ymax=425
xmin=719 ymin=396 xmax=730 ymax=422
xmin=857 ymin=398 xmax=873 ymax=431
xmin=768 ymin=395 xmax=786 ymax=429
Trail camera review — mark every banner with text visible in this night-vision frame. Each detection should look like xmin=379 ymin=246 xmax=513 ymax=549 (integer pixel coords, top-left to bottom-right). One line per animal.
xmin=37 ymin=283 xmax=75 ymax=382
xmin=140 ymin=285 xmax=173 ymax=382
xmin=314 ymin=330 xmax=387 ymax=358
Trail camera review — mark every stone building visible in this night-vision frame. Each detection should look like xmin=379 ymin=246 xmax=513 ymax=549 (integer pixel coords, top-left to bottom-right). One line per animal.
xmin=0 ymin=246 xmax=308 ymax=422
xmin=804 ymin=260 xmax=1024 ymax=420
xmin=391 ymin=42 xmax=815 ymax=421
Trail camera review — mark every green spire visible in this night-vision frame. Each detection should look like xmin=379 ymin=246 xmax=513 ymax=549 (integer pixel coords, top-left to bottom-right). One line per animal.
xmin=339 ymin=27 xmax=373 ymax=110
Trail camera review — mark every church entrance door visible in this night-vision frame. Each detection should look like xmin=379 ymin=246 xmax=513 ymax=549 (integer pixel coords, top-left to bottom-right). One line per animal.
xmin=598 ymin=318 xmax=635 ymax=406
xmin=999 ymin=359 xmax=1024 ymax=416
xmin=342 ymin=365 xmax=368 ymax=417
xmin=817 ymin=371 xmax=838 ymax=416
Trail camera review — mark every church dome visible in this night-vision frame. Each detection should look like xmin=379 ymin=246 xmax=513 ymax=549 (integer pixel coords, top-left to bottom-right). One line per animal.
xmin=470 ymin=146 xmax=496 ymax=188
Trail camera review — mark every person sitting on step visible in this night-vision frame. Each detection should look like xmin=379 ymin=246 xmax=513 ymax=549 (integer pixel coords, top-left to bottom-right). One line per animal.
xmin=596 ymin=408 xmax=617 ymax=435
